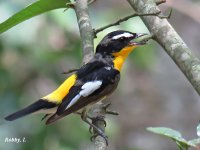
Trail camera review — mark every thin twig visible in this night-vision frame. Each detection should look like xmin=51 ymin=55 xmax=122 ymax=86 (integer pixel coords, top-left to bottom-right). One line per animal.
xmin=94 ymin=10 xmax=173 ymax=37
xmin=64 ymin=2 xmax=75 ymax=12
xmin=64 ymin=0 xmax=97 ymax=12
xmin=138 ymin=34 xmax=154 ymax=42
xmin=167 ymin=0 xmax=200 ymax=25
xmin=155 ymin=0 xmax=166 ymax=5
xmin=88 ymin=0 xmax=97 ymax=5
xmin=159 ymin=8 xmax=173 ymax=19
xmin=61 ymin=69 xmax=79 ymax=74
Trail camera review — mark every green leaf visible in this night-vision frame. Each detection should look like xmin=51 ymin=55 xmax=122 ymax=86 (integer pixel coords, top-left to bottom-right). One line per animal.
xmin=188 ymin=138 xmax=200 ymax=145
xmin=147 ymin=127 xmax=196 ymax=148
xmin=0 ymin=0 xmax=69 ymax=34
xmin=187 ymin=123 xmax=200 ymax=147
xmin=147 ymin=127 xmax=187 ymax=143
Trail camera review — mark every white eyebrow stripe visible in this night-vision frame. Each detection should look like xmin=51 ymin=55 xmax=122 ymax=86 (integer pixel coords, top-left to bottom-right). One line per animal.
xmin=112 ymin=32 xmax=133 ymax=40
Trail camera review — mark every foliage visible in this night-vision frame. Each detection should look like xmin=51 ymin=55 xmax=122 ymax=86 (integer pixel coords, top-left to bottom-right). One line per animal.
xmin=0 ymin=0 xmax=69 ymax=34
xmin=147 ymin=124 xmax=200 ymax=150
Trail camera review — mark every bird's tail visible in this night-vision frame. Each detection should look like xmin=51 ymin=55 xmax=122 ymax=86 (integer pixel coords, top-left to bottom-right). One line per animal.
xmin=5 ymin=99 xmax=57 ymax=121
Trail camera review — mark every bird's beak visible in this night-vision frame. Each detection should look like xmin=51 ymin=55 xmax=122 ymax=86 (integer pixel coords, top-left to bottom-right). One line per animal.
xmin=128 ymin=33 xmax=149 ymax=46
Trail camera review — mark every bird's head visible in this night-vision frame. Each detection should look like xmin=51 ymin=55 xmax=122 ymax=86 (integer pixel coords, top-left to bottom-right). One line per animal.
xmin=96 ymin=30 xmax=148 ymax=71
xmin=96 ymin=30 xmax=148 ymax=56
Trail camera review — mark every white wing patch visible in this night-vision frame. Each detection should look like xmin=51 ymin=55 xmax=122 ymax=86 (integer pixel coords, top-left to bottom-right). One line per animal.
xmin=65 ymin=80 xmax=102 ymax=110
xmin=112 ymin=32 xmax=133 ymax=40
xmin=66 ymin=94 xmax=81 ymax=109
xmin=80 ymin=81 xmax=102 ymax=97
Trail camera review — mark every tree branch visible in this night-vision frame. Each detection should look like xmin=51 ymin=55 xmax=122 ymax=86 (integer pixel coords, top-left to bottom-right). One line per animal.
xmin=74 ymin=0 xmax=94 ymax=64
xmin=94 ymin=10 xmax=172 ymax=37
xmin=88 ymin=103 xmax=107 ymax=150
xmin=74 ymin=0 xmax=108 ymax=149
xmin=127 ymin=0 xmax=200 ymax=95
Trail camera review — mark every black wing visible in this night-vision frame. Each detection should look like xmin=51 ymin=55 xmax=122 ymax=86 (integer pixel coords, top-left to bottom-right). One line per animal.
xmin=56 ymin=60 xmax=107 ymax=112
xmin=46 ymin=65 xmax=120 ymax=125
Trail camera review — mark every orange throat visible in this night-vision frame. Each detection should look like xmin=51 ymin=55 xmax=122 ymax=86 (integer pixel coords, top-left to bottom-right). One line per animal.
xmin=113 ymin=46 xmax=136 ymax=71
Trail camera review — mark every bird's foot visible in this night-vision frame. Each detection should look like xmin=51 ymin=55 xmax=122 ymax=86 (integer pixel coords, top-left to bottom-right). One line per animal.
xmin=89 ymin=115 xmax=106 ymax=133
xmin=80 ymin=110 xmax=108 ymax=145
xmin=89 ymin=115 xmax=109 ymax=145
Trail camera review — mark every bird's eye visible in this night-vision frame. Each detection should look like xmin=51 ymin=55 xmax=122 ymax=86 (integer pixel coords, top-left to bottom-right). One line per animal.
xmin=119 ymin=37 xmax=125 ymax=40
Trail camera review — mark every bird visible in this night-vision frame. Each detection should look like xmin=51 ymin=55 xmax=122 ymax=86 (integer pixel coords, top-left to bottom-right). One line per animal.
xmin=5 ymin=30 xmax=148 ymax=133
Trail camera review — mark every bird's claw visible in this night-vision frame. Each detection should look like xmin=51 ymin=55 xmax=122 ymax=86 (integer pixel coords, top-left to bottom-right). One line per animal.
xmin=89 ymin=116 xmax=106 ymax=133
xmin=106 ymin=110 xmax=119 ymax=115
xmin=92 ymin=115 xmax=106 ymax=127
xmin=90 ymin=131 xmax=108 ymax=145
xmin=89 ymin=115 xmax=108 ymax=145
xmin=102 ymin=102 xmax=119 ymax=116
xmin=90 ymin=133 xmax=97 ymax=142
xmin=102 ymin=103 xmax=111 ymax=110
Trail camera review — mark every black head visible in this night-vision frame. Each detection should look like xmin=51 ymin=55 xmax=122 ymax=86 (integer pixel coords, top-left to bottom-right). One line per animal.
xmin=96 ymin=30 xmax=148 ymax=55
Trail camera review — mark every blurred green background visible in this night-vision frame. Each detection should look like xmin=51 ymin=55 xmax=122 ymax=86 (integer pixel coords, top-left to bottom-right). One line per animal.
xmin=0 ymin=0 xmax=200 ymax=150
